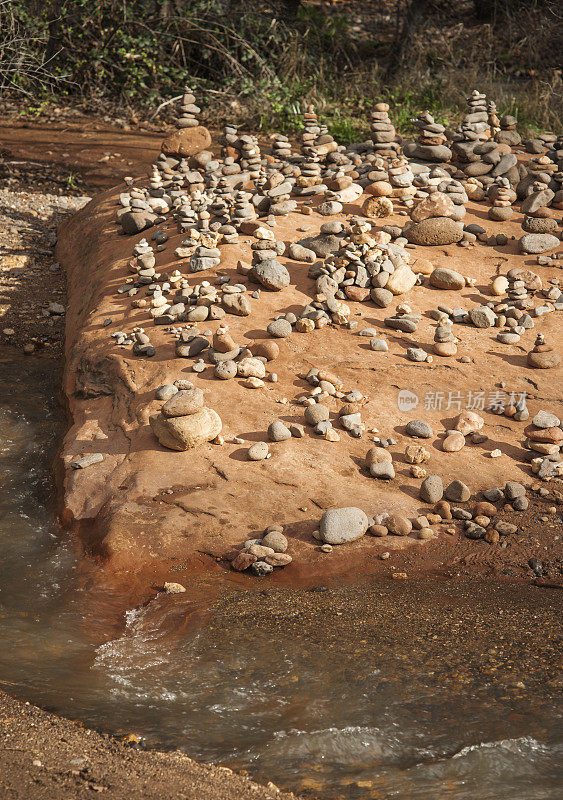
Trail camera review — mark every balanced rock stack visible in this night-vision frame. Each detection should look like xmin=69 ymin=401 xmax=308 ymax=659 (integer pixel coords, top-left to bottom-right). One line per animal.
xmin=174 ymin=194 xmax=197 ymax=229
xmin=526 ymin=411 xmax=563 ymax=481
xmin=250 ymin=226 xmax=285 ymax=266
xmin=403 ymin=111 xmax=452 ymax=163
xmin=433 ymin=321 xmax=457 ymax=357
xmin=315 ymin=121 xmax=338 ymax=158
xmin=118 ymin=185 xmax=158 ymax=235
xmin=295 ymin=151 xmax=323 ymax=194
xmin=238 ymin=135 xmax=262 ymax=179
xmin=176 ymin=87 xmax=201 ymax=128
xmin=231 ymin=190 xmax=257 ymax=228
xmin=413 ymin=173 xmax=468 ymax=221
xmin=387 ymin=157 xmax=415 ymax=200
xmin=370 ymin=102 xmax=399 ymax=158
xmin=505 ymin=271 xmax=530 ymax=308
xmin=439 ymin=177 xmax=468 ymax=220
xmin=527 ymin=333 xmax=561 ymax=369
xmin=495 ymin=114 xmax=521 ymax=146
xmin=454 ymin=90 xmax=490 ymax=143
xmin=150 ymin=388 xmax=222 ymax=451
xmin=209 ymin=178 xmax=234 ymax=225
xmin=301 ymin=105 xmax=321 ymax=157
xmin=517 ymin=156 xmax=558 ymax=215
xmin=161 ymin=87 xmax=212 ymax=157
xmin=271 ymin=134 xmax=292 ymax=162
xmin=545 ymin=136 xmax=563 ymax=170
xmin=488 ymin=177 xmax=514 ymax=221
xmin=219 ymin=123 xmax=239 ymax=159
xmin=363 ymin=156 xmax=393 ymax=197
xmin=403 ymin=191 xmax=463 ymax=246
xmin=146 ymin=168 xmax=171 ymax=215
xmin=487 ymin=100 xmax=501 ymax=138
xmin=318 ymin=189 xmax=343 ymax=216
xmin=520 ymin=176 xmax=559 ymax=235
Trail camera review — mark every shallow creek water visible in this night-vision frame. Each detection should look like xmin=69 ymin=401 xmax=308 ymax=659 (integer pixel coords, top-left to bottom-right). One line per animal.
xmin=0 ymin=353 xmax=561 ymax=799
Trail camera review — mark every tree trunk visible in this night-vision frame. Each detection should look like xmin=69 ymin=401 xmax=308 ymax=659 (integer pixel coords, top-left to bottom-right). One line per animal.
xmin=387 ymin=0 xmax=433 ymax=75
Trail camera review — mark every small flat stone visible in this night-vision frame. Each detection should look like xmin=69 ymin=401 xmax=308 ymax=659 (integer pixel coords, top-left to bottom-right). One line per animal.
xmin=445 ymin=479 xmax=471 ymax=502
xmin=519 ymin=233 xmax=560 ymax=254
xmin=248 ymin=441 xmax=269 ymax=461
xmin=268 ymin=420 xmax=292 ymax=442
xmin=405 ymin=420 xmax=433 ymax=439
xmin=386 ymin=514 xmax=412 ymax=536
xmin=420 ymin=475 xmax=443 ymax=503
xmin=267 ymin=319 xmax=293 ymax=338
xmin=155 ymin=384 xmax=178 ymax=401
xmin=532 ymin=411 xmax=560 ymax=429
xmin=429 ymin=268 xmax=465 ymax=290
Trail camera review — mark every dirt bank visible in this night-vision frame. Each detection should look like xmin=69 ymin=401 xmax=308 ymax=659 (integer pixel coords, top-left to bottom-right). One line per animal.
xmin=0 ymin=691 xmax=297 ymax=800
xmin=0 ymin=116 xmax=165 ymax=193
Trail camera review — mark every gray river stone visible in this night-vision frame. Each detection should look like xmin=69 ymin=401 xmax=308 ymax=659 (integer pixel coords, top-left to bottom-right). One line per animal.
xmin=319 ymin=507 xmax=369 ymax=544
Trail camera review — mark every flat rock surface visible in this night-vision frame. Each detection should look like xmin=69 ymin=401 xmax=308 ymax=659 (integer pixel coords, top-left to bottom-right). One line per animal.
xmin=55 ymin=176 xmax=562 ymax=578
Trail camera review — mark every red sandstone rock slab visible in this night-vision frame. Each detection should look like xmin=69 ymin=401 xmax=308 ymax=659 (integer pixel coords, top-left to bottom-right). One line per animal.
xmin=55 ymin=184 xmax=562 ymax=578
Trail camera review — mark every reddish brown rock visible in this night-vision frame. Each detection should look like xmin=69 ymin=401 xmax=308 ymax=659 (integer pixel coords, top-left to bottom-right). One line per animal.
xmin=474 ymin=501 xmax=497 ymax=517
xmin=345 ymin=286 xmax=370 ymax=302
xmin=368 ymin=524 xmax=388 ymax=537
xmin=265 ymin=553 xmax=293 ymax=567
xmin=252 ymin=340 xmax=279 ymax=361
xmin=161 ymin=126 xmax=212 ymax=157
xmin=231 ymin=552 xmax=257 ymax=572
xmin=434 ymin=500 xmax=452 ymax=520
xmin=386 ymin=514 xmax=412 ymax=536
xmin=524 ymin=425 xmax=563 ymax=444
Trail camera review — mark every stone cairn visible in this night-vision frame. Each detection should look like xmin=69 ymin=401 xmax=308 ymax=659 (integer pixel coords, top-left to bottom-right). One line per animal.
xmin=433 ymin=319 xmax=457 ymax=358
xmin=298 ymin=106 xmax=323 ymax=188
xmin=436 ymin=175 xmax=468 ymax=221
xmin=208 ymin=178 xmax=234 ymax=225
xmin=454 ymin=90 xmax=490 ymax=143
xmin=488 ymin=177 xmax=514 ymax=221
xmin=238 ymin=134 xmax=261 ymax=179
xmin=527 ymin=333 xmax=561 ymax=370
xmin=410 ymin=169 xmax=468 ymax=224
xmin=546 ymin=135 xmax=563 ymax=167
xmin=150 ymin=386 xmax=222 ymax=451
xmin=315 ymin=121 xmax=338 ymax=159
xmin=387 ymin=157 xmax=415 ymax=201
xmin=301 ymin=105 xmax=321 ymax=155
xmin=219 ymin=123 xmax=239 ymax=159
xmin=487 ymin=100 xmax=500 ymax=138
xmin=403 ymin=111 xmax=452 ymax=163
xmin=271 ymin=134 xmax=292 ymax=163
xmin=175 ymin=86 xmax=200 ymax=129
xmin=450 ymin=94 xmax=519 ymax=185
xmin=495 ymin=114 xmax=521 ymax=146
xmin=231 ymin=190 xmax=256 ymax=229
xmin=370 ymin=102 xmax=399 ymax=158
xmin=525 ymin=409 xmax=563 ymax=483
xmin=518 ymin=156 xmax=559 ymax=234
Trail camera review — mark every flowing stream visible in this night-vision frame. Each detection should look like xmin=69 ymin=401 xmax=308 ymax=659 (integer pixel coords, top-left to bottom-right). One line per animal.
xmin=0 ymin=352 xmax=561 ymax=799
